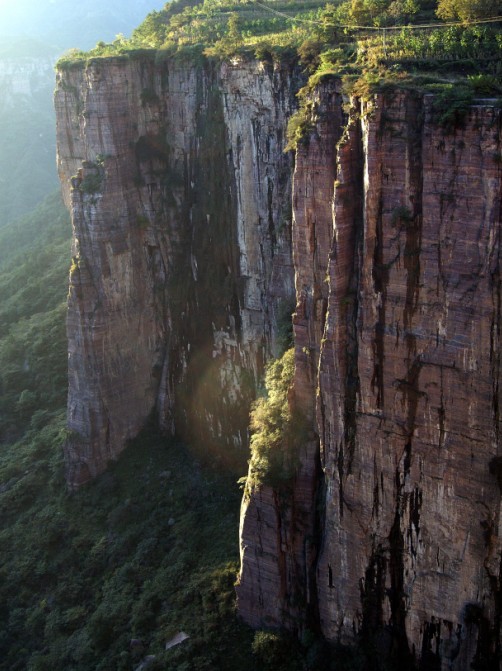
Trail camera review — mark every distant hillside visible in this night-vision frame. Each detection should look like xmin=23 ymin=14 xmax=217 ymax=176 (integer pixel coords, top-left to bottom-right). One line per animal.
xmin=0 ymin=0 xmax=167 ymax=227
xmin=0 ymin=49 xmax=57 ymax=225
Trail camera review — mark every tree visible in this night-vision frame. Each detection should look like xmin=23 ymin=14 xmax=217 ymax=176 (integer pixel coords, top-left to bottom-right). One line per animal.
xmin=131 ymin=11 xmax=167 ymax=48
xmin=387 ymin=0 xmax=420 ymax=23
xmin=227 ymin=12 xmax=241 ymax=43
xmin=204 ymin=12 xmax=243 ymax=58
xmin=349 ymin=0 xmax=389 ymax=26
xmin=436 ymin=0 xmax=500 ymax=20
xmin=244 ymin=348 xmax=308 ymax=489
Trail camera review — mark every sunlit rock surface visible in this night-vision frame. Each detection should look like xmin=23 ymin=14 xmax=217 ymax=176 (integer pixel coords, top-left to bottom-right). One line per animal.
xmin=239 ymin=84 xmax=502 ymax=669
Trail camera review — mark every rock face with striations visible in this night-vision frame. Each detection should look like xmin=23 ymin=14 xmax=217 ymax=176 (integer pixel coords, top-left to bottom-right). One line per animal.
xmin=56 ymin=52 xmax=502 ymax=668
xmin=55 ymin=55 xmax=298 ymax=488
xmin=238 ymin=82 xmax=502 ymax=669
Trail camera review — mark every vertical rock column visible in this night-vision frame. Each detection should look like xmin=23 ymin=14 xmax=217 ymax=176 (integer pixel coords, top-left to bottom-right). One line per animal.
xmin=56 ymin=58 xmax=171 ymax=488
xmin=237 ymin=78 xmax=345 ymax=632
xmin=317 ymin=93 xmax=502 ymax=669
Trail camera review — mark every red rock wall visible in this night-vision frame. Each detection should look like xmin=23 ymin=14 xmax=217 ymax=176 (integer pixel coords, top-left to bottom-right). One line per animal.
xmin=237 ymin=439 xmax=320 ymax=632
xmin=317 ymin=92 xmax=502 ymax=668
xmin=56 ymin=54 xmax=502 ymax=665
xmin=239 ymin=82 xmax=502 ymax=669
xmin=237 ymin=78 xmax=344 ymax=631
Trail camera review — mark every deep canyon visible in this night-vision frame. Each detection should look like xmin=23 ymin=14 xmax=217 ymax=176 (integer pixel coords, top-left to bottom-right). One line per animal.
xmin=55 ymin=54 xmax=502 ymax=669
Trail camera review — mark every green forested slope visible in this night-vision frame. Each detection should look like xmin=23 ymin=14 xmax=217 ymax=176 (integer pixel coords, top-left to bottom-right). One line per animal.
xmin=0 ymin=199 xmax=315 ymax=670
xmin=0 ymin=197 xmax=252 ymax=670
xmin=0 ymin=425 xmax=259 ymax=671
xmin=0 ymin=192 xmax=70 ymax=443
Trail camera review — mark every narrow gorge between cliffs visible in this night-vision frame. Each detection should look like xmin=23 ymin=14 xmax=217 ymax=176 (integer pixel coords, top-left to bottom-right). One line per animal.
xmin=55 ymin=53 xmax=502 ymax=670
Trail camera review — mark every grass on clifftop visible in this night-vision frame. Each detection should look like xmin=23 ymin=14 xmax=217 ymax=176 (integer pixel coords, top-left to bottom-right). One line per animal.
xmin=57 ymin=0 xmax=502 ymax=113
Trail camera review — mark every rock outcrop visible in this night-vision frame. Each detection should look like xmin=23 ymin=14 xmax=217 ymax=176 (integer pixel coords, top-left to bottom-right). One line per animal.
xmin=55 ymin=55 xmax=298 ymax=487
xmin=56 ymin=52 xmax=502 ymax=668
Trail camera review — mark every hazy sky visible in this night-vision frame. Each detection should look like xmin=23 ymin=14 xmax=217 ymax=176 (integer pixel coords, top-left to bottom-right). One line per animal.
xmin=0 ymin=0 xmax=167 ymax=49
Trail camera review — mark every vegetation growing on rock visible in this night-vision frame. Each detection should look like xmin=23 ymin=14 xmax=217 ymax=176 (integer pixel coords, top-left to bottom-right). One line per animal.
xmin=244 ymin=348 xmax=307 ymax=489
xmin=56 ymin=0 xmax=502 ymax=152
xmin=58 ymin=1 xmax=502 ymax=81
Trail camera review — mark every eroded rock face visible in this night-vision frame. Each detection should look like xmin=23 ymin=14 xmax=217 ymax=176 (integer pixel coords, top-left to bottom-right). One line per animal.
xmin=238 ymin=83 xmax=502 ymax=669
xmin=237 ymin=79 xmax=345 ymax=632
xmin=55 ymin=56 xmax=298 ymax=487
xmin=317 ymin=92 xmax=502 ymax=669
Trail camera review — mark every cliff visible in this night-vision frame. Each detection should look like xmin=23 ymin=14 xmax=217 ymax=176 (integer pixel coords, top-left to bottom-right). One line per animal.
xmin=238 ymin=84 xmax=502 ymax=669
xmin=55 ymin=53 xmax=502 ymax=669
xmin=55 ymin=55 xmax=298 ymax=487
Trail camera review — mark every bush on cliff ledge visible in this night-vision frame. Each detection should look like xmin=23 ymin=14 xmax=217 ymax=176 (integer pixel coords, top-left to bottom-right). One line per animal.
xmin=245 ymin=348 xmax=307 ymax=489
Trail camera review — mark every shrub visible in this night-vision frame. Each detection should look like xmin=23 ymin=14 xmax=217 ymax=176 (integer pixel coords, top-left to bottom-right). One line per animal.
xmin=467 ymin=74 xmax=502 ymax=96
xmin=286 ymin=108 xmax=311 ymax=151
xmin=246 ymin=349 xmax=307 ymax=489
xmin=436 ymin=0 xmax=499 ymax=21
xmin=432 ymin=84 xmax=474 ymax=128
xmin=79 ymin=171 xmax=103 ymax=194
xmin=251 ymin=630 xmax=303 ymax=671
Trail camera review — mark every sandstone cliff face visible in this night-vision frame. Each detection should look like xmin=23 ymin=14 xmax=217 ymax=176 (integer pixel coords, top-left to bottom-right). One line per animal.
xmin=237 ymin=79 xmax=344 ymax=633
xmin=55 ymin=55 xmax=297 ymax=487
xmin=238 ymin=83 xmax=502 ymax=669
